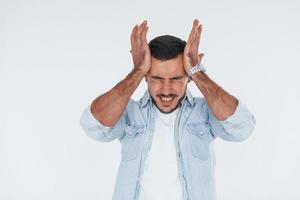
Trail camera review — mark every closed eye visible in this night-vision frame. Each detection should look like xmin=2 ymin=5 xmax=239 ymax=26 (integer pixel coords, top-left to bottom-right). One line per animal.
xmin=170 ymin=76 xmax=184 ymax=80
xmin=151 ymin=76 xmax=163 ymax=80
xmin=151 ymin=75 xmax=185 ymax=81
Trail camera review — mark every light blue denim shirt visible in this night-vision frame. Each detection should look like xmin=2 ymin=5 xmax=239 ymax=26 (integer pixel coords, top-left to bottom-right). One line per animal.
xmin=80 ymin=89 xmax=256 ymax=200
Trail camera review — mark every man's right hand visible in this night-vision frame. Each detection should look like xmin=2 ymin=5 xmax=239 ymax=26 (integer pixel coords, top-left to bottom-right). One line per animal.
xmin=89 ymin=20 xmax=151 ymax=127
xmin=130 ymin=20 xmax=151 ymax=75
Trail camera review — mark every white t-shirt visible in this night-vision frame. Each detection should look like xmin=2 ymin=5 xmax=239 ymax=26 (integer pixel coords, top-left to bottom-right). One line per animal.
xmin=138 ymin=105 xmax=184 ymax=200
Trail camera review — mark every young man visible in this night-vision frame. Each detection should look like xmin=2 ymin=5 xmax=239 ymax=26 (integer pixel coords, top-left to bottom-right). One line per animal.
xmin=80 ymin=19 xmax=256 ymax=200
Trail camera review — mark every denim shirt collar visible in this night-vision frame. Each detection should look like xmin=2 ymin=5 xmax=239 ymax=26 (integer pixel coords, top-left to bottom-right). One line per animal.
xmin=140 ymin=89 xmax=194 ymax=108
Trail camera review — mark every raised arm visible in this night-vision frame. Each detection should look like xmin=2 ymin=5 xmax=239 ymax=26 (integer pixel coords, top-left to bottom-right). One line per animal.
xmin=183 ymin=19 xmax=238 ymax=121
xmin=91 ymin=20 xmax=151 ymax=126
xmin=183 ymin=19 xmax=255 ymax=142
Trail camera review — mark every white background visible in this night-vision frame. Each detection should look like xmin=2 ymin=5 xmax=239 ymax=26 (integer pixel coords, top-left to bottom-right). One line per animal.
xmin=1 ymin=0 xmax=299 ymax=199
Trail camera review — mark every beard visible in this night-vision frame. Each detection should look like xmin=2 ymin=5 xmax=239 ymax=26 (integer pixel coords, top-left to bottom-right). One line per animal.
xmin=149 ymin=91 xmax=186 ymax=114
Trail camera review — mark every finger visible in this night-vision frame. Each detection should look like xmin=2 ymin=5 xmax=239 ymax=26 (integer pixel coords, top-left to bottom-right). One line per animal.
xmin=141 ymin=26 xmax=149 ymax=44
xmin=188 ymin=19 xmax=199 ymax=43
xmin=189 ymin=27 xmax=199 ymax=53
xmin=132 ymin=25 xmax=139 ymax=49
xmin=130 ymin=24 xmax=138 ymax=48
xmin=137 ymin=20 xmax=147 ymax=44
xmin=191 ymin=21 xmax=202 ymax=52
xmin=133 ymin=22 xmax=143 ymax=47
xmin=195 ymin=24 xmax=202 ymax=49
xmin=187 ymin=25 xmax=194 ymax=42
xmin=193 ymin=19 xmax=199 ymax=27
xmin=192 ymin=20 xmax=200 ymax=42
xmin=198 ymin=53 xmax=205 ymax=62
xmin=136 ymin=26 xmax=142 ymax=46
xmin=142 ymin=20 xmax=149 ymax=42
xmin=140 ymin=20 xmax=148 ymax=43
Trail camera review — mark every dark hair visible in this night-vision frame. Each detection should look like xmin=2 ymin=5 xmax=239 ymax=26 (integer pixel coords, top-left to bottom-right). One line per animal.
xmin=148 ymin=35 xmax=186 ymax=60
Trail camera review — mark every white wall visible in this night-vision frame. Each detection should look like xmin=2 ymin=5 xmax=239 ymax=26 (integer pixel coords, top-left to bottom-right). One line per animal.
xmin=1 ymin=0 xmax=299 ymax=199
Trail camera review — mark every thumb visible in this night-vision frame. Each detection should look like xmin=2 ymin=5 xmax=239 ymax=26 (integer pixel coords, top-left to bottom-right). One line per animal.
xmin=198 ymin=53 xmax=205 ymax=62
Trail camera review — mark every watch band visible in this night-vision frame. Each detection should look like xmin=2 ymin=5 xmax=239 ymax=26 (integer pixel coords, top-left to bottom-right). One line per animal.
xmin=187 ymin=63 xmax=206 ymax=78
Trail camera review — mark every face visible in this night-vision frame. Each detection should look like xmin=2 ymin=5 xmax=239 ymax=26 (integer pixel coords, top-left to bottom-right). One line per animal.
xmin=145 ymin=54 xmax=190 ymax=114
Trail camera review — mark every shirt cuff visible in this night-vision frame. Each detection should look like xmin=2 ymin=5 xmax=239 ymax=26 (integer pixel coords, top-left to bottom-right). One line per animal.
xmin=80 ymin=104 xmax=112 ymax=130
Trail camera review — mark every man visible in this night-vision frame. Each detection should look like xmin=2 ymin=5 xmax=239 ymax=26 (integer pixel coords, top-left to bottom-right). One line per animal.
xmin=80 ymin=19 xmax=256 ymax=200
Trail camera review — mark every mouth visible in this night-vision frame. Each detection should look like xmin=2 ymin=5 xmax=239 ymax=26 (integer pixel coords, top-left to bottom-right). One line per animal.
xmin=158 ymin=94 xmax=176 ymax=106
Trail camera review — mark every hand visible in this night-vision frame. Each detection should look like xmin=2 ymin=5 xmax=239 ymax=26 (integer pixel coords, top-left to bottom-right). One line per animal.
xmin=130 ymin=20 xmax=151 ymax=75
xmin=183 ymin=19 xmax=205 ymax=73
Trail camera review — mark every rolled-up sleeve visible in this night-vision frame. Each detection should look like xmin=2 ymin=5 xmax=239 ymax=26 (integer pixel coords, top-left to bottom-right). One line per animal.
xmin=207 ymin=99 xmax=256 ymax=142
xmin=80 ymin=104 xmax=126 ymax=142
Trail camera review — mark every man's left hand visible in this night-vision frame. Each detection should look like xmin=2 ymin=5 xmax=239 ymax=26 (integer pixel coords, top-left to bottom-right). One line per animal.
xmin=183 ymin=19 xmax=205 ymax=73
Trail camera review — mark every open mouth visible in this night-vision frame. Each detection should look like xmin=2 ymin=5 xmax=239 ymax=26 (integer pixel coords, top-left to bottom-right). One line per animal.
xmin=158 ymin=95 xmax=176 ymax=105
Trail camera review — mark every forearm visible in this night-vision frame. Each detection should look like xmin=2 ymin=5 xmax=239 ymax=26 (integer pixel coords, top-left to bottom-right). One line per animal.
xmin=191 ymin=71 xmax=238 ymax=121
xmin=91 ymin=68 xmax=145 ymax=127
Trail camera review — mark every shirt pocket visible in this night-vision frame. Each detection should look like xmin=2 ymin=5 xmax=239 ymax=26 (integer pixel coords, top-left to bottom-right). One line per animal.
xmin=187 ymin=122 xmax=211 ymax=160
xmin=121 ymin=124 xmax=145 ymax=162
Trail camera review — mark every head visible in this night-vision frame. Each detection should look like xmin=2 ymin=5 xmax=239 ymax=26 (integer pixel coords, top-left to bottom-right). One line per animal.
xmin=145 ymin=35 xmax=190 ymax=114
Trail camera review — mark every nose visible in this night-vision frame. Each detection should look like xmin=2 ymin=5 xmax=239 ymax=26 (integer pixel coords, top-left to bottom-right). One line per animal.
xmin=161 ymin=80 xmax=171 ymax=94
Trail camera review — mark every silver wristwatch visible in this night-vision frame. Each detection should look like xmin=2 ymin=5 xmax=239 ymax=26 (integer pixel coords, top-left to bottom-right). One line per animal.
xmin=187 ymin=63 xmax=206 ymax=78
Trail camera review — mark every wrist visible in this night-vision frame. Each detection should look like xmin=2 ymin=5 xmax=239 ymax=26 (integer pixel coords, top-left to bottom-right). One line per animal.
xmin=132 ymin=67 xmax=148 ymax=78
xmin=190 ymin=70 xmax=206 ymax=81
xmin=187 ymin=63 xmax=206 ymax=79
